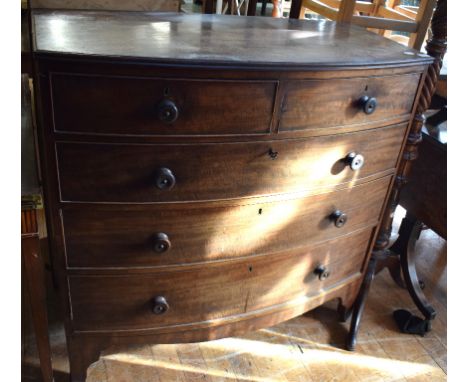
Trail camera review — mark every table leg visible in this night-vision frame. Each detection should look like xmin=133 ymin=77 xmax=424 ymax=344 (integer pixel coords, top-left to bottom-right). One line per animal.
xmin=289 ymin=0 xmax=302 ymax=18
xmin=204 ymin=0 xmax=215 ymax=13
xmin=272 ymin=0 xmax=282 ymax=17
xmin=248 ymin=0 xmax=258 ymax=15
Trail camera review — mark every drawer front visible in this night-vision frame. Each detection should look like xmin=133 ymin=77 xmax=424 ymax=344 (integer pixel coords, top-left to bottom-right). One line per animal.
xmin=57 ymin=123 xmax=405 ymax=203
xmin=63 ymin=176 xmax=390 ymax=268
xmin=69 ymin=227 xmax=373 ymax=332
xmin=279 ymin=73 xmax=420 ymax=131
xmin=50 ymin=74 xmax=277 ymax=136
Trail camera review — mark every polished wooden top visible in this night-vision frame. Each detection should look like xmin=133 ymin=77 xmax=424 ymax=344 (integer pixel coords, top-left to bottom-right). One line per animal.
xmin=32 ymin=10 xmax=432 ymax=69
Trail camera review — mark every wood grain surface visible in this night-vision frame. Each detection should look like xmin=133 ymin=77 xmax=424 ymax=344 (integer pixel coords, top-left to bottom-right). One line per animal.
xmin=56 ymin=124 xmax=405 ymax=203
xmin=50 ymin=74 xmax=277 ymax=136
xmin=280 ymin=73 xmax=420 ymax=131
xmin=62 ymin=176 xmax=390 ymax=268
xmin=30 ymin=10 xmax=430 ymax=380
xmin=31 ymin=11 xmax=432 ymax=68
xmin=21 ymin=217 xmax=447 ymax=381
xmin=68 ymin=227 xmax=372 ymax=332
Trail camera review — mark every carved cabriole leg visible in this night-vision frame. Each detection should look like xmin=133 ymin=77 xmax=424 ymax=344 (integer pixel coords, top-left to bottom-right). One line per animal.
xmin=68 ymin=336 xmax=107 ymax=382
xmin=345 ymin=0 xmax=447 ymax=350
xmin=390 ymin=213 xmax=436 ymax=320
xmin=377 ymin=252 xmax=406 ymax=289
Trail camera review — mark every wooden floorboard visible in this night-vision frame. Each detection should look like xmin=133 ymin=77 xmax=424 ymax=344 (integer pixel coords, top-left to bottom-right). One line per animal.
xmin=22 ymin=206 xmax=447 ymax=382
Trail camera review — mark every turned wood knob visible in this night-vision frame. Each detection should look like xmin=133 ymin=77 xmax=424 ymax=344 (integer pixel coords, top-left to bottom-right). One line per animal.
xmin=157 ymin=99 xmax=179 ymax=124
xmin=331 ymin=210 xmax=348 ymax=228
xmin=152 ymin=296 xmax=169 ymax=315
xmin=155 ymin=167 xmax=176 ymax=190
xmin=345 ymin=152 xmax=365 ymax=171
xmin=153 ymin=233 xmax=171 ymax=253
xmin=358 ymin=96 xmax=377 ymax=115
xmin=314 ymin=265 xmax=330 ymax=281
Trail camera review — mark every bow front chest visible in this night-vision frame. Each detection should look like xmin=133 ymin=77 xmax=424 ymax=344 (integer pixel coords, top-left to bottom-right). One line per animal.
xmin=31 ymin=10 xmax=431 ymax=381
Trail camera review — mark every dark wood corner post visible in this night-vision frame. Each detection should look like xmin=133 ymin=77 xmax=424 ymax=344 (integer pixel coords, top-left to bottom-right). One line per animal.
xmin=346 ymin=0 xmax=447 ymax=351
xmin=22 ymin=208 xmax=55 ymax=382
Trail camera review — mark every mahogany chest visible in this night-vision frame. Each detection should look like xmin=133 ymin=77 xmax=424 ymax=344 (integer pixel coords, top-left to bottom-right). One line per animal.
xmin=31 ymin=10 xmax=431 ymax=381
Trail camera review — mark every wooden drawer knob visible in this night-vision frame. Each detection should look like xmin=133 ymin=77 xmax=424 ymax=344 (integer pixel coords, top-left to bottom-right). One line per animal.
xmin=152 ymin=296 xmax=169 ymax=315
xmin=358 ymin=96 xmax=377 ymax=115
xmin=157 ymin=99 xmax=179 ymax=124
xmin=331 ymin=210 xmax=348 ymax=228
xmin=314 ymin=265 xmax=330 ymax=281
xmin=345 ymin=152 xmax=365 ymax=171
xmin=155 ymin=167 xmax=176 ymax=190
xmin=154 ymin=232 xmax=171 ymax=253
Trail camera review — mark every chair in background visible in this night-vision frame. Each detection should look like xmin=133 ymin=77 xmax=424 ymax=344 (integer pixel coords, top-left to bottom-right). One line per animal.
xmin=204 ymin=0 xmax=288 ymax=17
xmin=29 ymin=0 xmax=181 ymax=12
xmin=204 ymin=0 xmax=251 ymax=15
xmin=259 ymin=0 xmax=285 ymax=16
xmin=290 ymin=0 xmax=436 ymax=50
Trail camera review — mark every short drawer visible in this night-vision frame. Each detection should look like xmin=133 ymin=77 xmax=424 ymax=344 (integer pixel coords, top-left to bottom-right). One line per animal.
xmin=56 ymin=123 xmax=405 ymax=203
xmin=50 ymin=73 xmax=277 ymax=136
xmin=69 ymin=227 xmax=373 ymax=332
xmin=279 ymin=73 xmax=420 ymax=131
xmin=62 ymin=176 xmax=390 ymax=268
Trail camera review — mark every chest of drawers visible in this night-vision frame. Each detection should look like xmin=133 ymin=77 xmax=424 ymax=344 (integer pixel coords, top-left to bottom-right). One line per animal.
xmin=31 ymin=10 xmax=431 ymax=381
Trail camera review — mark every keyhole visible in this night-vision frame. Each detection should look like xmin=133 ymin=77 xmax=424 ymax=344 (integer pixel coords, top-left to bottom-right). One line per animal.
xmin=364 ymin=85 xmax=368 ymax=92
xmin=268 ymin=148 xmax=278 ymax=160
xmin=248 ymin=265 xmax=253 ymax=272
xmin=258 ymin=208 xmax=263 ymax=215
xmin=164 ymin=87 xmax=169 ymax=96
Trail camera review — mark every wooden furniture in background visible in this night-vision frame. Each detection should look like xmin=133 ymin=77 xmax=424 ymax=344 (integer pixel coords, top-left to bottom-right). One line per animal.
xmin=22 ymin=35 xmax=54 ymax=378
xmin=204 ymin=0 xmax=255 ymax=15
xmin=291 ymin=0 xmax=436 ymax=50
xmin=22 ymin=206 xmax=54 ymax=382
xmin=347 ymin=0 xmax=446 ymax=349
xmin=29 ymin=0 xmax=181 ymax=11
xmin=246 ymin=0 xmax=297 ymax=16
xmin=398 ymin=120 xmax=446 ymax=241
xmin=31 ymin=10 xmax=430 ymax=381
xmin=389 ymin=128 xmax=446 ymax=322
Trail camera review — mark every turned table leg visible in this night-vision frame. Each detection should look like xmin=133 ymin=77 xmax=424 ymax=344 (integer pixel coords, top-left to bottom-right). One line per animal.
xmin=271 ymin=0 xmax=282 ymax=17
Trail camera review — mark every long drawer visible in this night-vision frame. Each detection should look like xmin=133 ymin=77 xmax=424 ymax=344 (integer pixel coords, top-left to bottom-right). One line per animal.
xmin=279 ymin=73 xmax=420 ymax=131
xmin=56 ymin=123 xmax=405 ymax=203
xmin=62 ymin=176 xmax=390 ymax=268
xmin=69 ymin=227 xmax=373 ymax=332
xmin=50 ymin=73 xmax=277 ymax=136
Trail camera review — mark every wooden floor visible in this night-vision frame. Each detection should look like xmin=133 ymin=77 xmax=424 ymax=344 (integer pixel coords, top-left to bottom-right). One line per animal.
xmin=22 ymin=207 xmax=447 ymax=381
